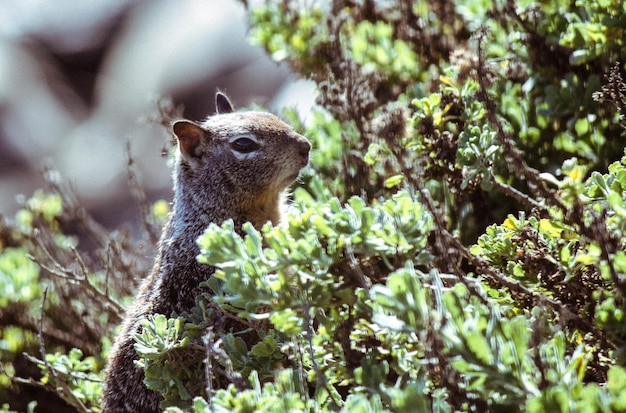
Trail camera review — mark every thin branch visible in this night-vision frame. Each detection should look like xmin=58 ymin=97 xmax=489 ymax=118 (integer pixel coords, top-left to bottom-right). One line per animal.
xmin=21 ymin=354 xmax=101 ymax=383
xmin=293 ymin=335 xmax=309 ymax=398
xmin=105 ymin=238 xmax=145 ymax=297
xmin=415 ymin=184 xmax=491 ymax=307
xmin=126 ymin=142 xmax=162 ymax=245
xmin=202 ymin=329 xmax=214 ymax=403
xmin=38 ymin=288 xmax=90 ymax=413
xmin=204 ymin=299 xmax=256 ymax=329
xmin=70 ymin=245 xmax=125 ymax=317
xmin=1 ymin=302 xmax=95 ymax=352
xmin=490 ymin=175 xmax=546 ymax=213
xmin=42 ymin=168 xmax=111 ymax=249
xmin=0 ymin=361 xmax=48 ymax=389
xmin=31 ymin=229 xmax=124 ymax=318
xmin=203 ymin=335 xmax=244 ymax=390
xmin=303 ymin=300 xmax=340 ymax=409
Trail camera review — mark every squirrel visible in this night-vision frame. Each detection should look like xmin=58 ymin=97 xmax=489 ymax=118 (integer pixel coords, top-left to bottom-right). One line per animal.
xmin=102 ymin=92 xmax=311 ymax=413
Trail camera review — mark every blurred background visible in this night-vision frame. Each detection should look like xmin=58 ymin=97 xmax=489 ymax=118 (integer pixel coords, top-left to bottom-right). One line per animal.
xmin=0 ymin=0 xmax=315 ymax=228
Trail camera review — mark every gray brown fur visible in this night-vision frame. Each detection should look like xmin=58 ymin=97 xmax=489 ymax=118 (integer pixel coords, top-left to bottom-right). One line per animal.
xmin=102 ymin=93 xmax=310 ymax=412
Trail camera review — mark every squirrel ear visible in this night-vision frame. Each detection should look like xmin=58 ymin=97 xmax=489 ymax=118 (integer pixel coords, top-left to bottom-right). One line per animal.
xmin=173 ymin=120 xmax=204 ymax=159
xmin=215 ymin=92 xmax=234 ymax=114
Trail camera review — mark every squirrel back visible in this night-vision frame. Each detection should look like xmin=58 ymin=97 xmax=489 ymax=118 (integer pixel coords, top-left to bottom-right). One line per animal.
xmin=102 ymin=93 xmax=310 ymax=412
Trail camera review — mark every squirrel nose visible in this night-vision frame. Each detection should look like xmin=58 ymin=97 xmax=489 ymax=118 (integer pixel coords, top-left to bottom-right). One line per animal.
xmin=297 ymin=137 xmax=311 ymax=158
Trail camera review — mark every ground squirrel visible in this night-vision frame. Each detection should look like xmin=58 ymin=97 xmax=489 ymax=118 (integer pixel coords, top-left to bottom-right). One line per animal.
xmin=102 ymin=93 xmax=311 ymax=412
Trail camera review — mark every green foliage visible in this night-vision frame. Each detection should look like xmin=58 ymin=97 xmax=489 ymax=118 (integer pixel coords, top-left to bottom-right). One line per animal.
xmin=133 ymin=315 xmax=197 ymax=406
xmin=3 ymin=0 xmax=626 ymax=412
xmin=0 ymin=247 xmax=41 ymax=308
xmin=137 ymin=191 xmax=432 ymax=409
xmin=249 ymin=3 xmax=327 ymax=72
xmin=39 ymin=349 xmax=102 ymax=409
xmin=190 ymin=370 xmax=317 ymax=413
xmin=132 ymin=149 xmax=626 ymax=411
xmin=0 ymin=175 xmax=154 ymax=411
xmin=560 ymin=0 xmax=626 ymax=66
xmin=349 ymin=21 xmax=420 ymax=82
xmin=0 ymin=401 xmax=37 ymax=413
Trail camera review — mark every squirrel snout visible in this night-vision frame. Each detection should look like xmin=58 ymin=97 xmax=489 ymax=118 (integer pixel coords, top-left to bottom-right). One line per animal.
xmin=296 ymin=138 xmax=311 ymax=158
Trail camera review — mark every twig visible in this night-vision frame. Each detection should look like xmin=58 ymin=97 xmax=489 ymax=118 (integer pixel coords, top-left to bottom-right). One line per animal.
xmin=21 ymin=354 xmax=101 ymax=383
xmin=42 ymin=168 xmax=111 ymax=249
xmin=416 ymin=185 xmax=491 ymax=308
xmin=1 ymin=301 xmax=95 ymax=352
xmin=204 ymin=299 xmax=256 ymax=329
xmin=126 ymin=142 xmax=162 ymax=245
xmin=451 ymin=232 xmax=604 ymax=336
xmin=205 ymin=336 xmax=244 ymax=390
xmin=0 ymin=361 xmax=48 ymax=389
xmin=345 ymin=241 xmax=371 ymax=289
xmin=38 ymin=287 xmax=90 ymax=413
xmin=302 ymin=300 xmax=340 ymax=409
xmin=490 ymin=175 xmax=546 ymax=213
xmin=293 ymin=336 xmax=309 ymax=397
xmin=70 ymin=245 xmax=125 ymax=317
xmin=105 ymin=238 xmax=144 ymax=297
xmin=31 ymin=229 xmax=124 ymax=318
xmin=202 ymin=329 xmax=214 ymax=403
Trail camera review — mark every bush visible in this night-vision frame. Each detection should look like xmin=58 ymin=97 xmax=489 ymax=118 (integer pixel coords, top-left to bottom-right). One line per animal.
xmin=1 ymin=0 xmax=626 ymax=412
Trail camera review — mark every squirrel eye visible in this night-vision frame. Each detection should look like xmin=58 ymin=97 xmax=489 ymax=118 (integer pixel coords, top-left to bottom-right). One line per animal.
xmin=231 ymin=137 xmax=259 ymax=154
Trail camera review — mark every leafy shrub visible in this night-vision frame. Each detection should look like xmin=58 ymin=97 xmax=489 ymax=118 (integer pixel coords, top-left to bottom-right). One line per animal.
xmin=1 ymin=0 xmax=626 ymax=412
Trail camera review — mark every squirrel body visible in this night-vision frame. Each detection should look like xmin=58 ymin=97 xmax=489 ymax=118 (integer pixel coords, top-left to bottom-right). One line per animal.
xmin=102 ymin=93 xmax=310 ymax=412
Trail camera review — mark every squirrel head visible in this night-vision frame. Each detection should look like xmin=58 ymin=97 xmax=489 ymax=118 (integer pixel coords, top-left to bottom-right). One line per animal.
xmin=171 ymin=93 xmax=311 ymax=224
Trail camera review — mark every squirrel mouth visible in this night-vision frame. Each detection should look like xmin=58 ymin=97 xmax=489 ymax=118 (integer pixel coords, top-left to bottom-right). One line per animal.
xmin=281 ymin=171 xmax=301 ymax=186
xmin=280 ymin=159 xmax=308 ymax=187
